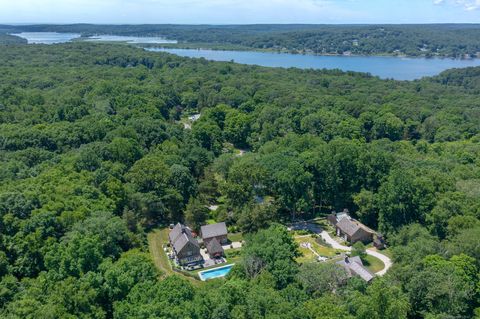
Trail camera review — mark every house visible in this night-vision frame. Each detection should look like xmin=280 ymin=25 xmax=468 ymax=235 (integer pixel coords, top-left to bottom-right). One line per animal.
xmin=201 ymin=222 xmax=228 ymax=247
xmin=328 ymin=211 xmax=375 ymax=244
xmin=169 ymin=223 xmax=203 ymax=266
xmin=206 ymin=238 xmax=224 ymax=258
xmin=336 ymin=256 xmax=374 ymax=282
xmin=336 ymin=217 xmax=374 ymax=244
xmin=327 ymin=210 xmax=349 ymax=226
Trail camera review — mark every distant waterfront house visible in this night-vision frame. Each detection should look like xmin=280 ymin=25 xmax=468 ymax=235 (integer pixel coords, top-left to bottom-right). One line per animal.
xmin=169 ymin=223 xmax=203 ymax=266
xmin=201 ymin=222 xmax=228 ymax=246
xmin=336 ymin=256 xmax=374 ymax=282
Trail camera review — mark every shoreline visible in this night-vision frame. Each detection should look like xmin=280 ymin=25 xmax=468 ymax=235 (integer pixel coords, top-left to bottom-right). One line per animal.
xmin=144 ymin=45 xmax=480 ymax=61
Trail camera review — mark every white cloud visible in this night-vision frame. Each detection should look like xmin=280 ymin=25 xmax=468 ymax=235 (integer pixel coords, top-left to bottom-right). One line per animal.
xmin=458 ymin=0 xmax=480 ymax=11
xmin=0 ymin=0 xmax=479 ymax=24
xmin=434 ymin=0 xmax=480 ymax=10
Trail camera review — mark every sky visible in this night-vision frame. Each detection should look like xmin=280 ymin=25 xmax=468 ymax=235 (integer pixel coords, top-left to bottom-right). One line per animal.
xmin=0 ymin=0 xmax=479 ymax=24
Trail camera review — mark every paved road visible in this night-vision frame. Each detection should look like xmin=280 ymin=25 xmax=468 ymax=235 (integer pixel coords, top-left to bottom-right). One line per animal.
xmin=320 ymin=231 xmax=392 ymax=276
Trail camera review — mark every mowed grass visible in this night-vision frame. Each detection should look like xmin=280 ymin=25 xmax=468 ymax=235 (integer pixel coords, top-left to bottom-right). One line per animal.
xmin=147 ymin=228 xmax=204 ymax=286
xmin=363 ymin=254 xmax=385 ymax=274
xmin=295 ymin=236 xmax=338 ymax=263
xmin=147 ymin=228 xmax=173 ymax=277
xmin=228 ymin=232 xmax=244 ymax=242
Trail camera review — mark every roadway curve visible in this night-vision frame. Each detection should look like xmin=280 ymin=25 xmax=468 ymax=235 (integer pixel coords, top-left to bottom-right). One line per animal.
xmin=320 ymin=231 xmax=392 ymax=276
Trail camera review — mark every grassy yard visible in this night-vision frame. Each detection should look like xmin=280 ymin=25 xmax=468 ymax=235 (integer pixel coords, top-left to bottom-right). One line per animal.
xmin=295 ymin=236 xmax=339 ymax=263
xmin=147 ymin=228 xmax=173 ymax=277
xmin=378 ymin=248 xmax=393 ymax=259
xmin=363 ymin=254 xmax=385 ymax=274
xmin=147 ymin=228 xmax=204 ymax=286
xmin=228 ymin=232 xmax=244 ymax=243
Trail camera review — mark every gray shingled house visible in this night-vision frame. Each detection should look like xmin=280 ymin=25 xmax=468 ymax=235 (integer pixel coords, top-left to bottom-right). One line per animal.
xmin=336 ymin=256 xmax=374 ymax=282
xmin=206 ymin=238 xmax=224 ymax=258
xmin=201 ymin=222 xmax=228 ymax=247
xmin=335 ymin=216 xmax=374 ymax=244
xmin=169 ymin=223 xmax=203 ymax=266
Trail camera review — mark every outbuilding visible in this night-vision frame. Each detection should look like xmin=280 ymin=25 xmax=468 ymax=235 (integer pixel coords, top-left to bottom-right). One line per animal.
xmin=201 ymin=222 xmax=228 ymax=246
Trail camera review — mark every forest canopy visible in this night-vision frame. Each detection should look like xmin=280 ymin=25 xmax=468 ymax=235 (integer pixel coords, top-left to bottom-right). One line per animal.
xmin=3 ymin=24 xmax=480 ymax=57
xmin=0 ymin=42 xmax=479 ymax=318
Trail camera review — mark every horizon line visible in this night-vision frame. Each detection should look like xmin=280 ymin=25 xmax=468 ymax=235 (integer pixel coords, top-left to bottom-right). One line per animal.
xmin=2 ymin=22 xmax=480 ymax=26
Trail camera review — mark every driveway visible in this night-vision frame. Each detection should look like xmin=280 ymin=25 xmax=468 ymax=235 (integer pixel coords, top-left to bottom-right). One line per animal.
xmin=364 ymin=248 xmax=392 ymax=276
xmin=320 ymin=231 xmax=392 ymax=276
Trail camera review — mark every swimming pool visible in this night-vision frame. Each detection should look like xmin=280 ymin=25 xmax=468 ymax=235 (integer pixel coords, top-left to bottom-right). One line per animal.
xmin=198 ymin=264 xmax=234 ymax=281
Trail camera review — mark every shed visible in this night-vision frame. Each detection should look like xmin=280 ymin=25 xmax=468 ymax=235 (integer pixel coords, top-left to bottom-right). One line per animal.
xmin=206 ymin=238 xmax=224 ymax=258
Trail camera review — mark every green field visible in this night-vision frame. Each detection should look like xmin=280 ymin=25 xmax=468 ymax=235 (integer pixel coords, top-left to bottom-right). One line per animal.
xmin=228 ymin=232 xmax=244 ymax=243
xmin=147 ymin=228 xmax=204 ymax=286
xmin=295 ymin=236 xmax=339 ymax=263
xmin=363 ymin=255 xmax=385 ymax=274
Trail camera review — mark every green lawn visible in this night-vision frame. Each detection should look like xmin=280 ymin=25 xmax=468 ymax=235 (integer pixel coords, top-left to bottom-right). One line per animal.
xmin=295 ymin=236 xmax=339 ymax=263
xmin=147 ymin=228 xmax=173 ymax=277
xmin=363 ymin=254 xmax=385 ymax=274
xmin=379 ymin=248 xmax=394 ymax=259
xmin=228 ymin=232 xmax=244 ymax=242
xmin=147 ymin=228 xmax=204 ymax=286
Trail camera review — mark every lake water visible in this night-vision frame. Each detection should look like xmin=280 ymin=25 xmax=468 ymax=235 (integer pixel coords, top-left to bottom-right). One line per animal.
xmin=86 ymin=35 xmax=177 ymax=44
xmin=11 ymin=32 xmax=81 ymax=44
xmin=12 ymin=32 xmax=176 ymax=45
xmin=147 ymin=48 xmax=480 ymax=80
xmin=11 ymin=32 xmax=480 ymax=80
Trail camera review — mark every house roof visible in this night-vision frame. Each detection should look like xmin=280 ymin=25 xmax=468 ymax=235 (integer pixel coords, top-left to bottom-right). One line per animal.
xmin=169 ymin=223 xmax=184 ymax=243
xmin=170 ymin=223 xmax=199 ymax=253
xmin=206 ymin=238 xmax=224 ymax=255
xmin=201 ymin=222 xmax=228 ymax=239
xmin=336 ymin=256 xmax=374 ymax=282
xmin=336 ymin=217 xmax=361 ymax=237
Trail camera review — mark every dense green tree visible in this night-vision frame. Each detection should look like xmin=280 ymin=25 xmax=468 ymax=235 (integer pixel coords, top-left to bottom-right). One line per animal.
xmin=0 ymin=39 xmax=479 ymax=318
xmin=377 ymin=169 xmax=436 ymax=234
xmin=184 ymin=197 xmax=209 ymax=231
xmin=297 ymin=263 xmax=348 ymax=296
xmin=242 ymin=224 xmax=300 ymax=288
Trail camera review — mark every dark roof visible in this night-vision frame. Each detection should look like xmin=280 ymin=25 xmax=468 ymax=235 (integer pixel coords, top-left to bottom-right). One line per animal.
xmin=169 ymin=223 xmax=183 ymax=243
xmin=206 ymin=238 xmax=224 ymax=255
xmin=201 ymin=222 xmax=228 ymax=239
xmin=336 ymin=256 xmax=374 ymax=282
xmin=336 ymin=217 xmax=360 ymax=237
xmin=170 ymin=223 xmax=199 ymax=253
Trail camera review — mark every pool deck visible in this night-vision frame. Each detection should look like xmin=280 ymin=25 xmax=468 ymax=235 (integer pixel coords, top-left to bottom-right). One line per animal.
xmin=198 ymin=264 xmax=235 ymax=281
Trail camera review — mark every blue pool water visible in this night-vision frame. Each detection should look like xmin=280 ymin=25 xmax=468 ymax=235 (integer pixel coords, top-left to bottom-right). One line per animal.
xmin=198 ymin=264 xmax=234 ymax=281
